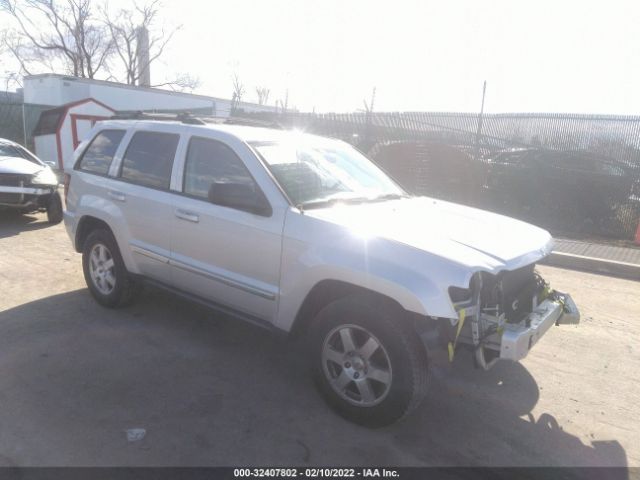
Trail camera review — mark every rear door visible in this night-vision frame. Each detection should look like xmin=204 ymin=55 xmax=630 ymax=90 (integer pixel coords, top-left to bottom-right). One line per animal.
xmin=109 ymin=124 xmax=183 ymax=283
xmin=169 ymin=133 xmax=286 ymax=323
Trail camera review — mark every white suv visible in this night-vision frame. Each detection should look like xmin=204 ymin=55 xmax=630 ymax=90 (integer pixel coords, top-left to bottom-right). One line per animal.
xmin=64 ymin=115 xmax=580 ymax=426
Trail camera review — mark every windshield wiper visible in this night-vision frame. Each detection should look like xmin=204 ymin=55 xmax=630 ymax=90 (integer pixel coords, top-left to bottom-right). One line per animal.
xmin=298 ymin=195 xmax=371 ymax=210
xmin=369 ymin=193 xmax=410 ymax=202
xmin=298 ymin=193 xmax=409 ymax=211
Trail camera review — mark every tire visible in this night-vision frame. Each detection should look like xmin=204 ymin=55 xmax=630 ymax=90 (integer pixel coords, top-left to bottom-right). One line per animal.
xmin=308 ymin=294 xmax=429 ymax=427
xmin=46 ymin=191 xmax=63 ymax=224
xmin=82 ymin=228 xmax=140 ymax=308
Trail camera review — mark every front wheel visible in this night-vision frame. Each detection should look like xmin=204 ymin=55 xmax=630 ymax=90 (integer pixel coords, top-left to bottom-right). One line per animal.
xmin=309 ymin=295 xmax=429 ymax=427
xmin=46 ymin=191 xmax=63 ymax=224
xmin=82 ymin=228 xmax=140 ymax=308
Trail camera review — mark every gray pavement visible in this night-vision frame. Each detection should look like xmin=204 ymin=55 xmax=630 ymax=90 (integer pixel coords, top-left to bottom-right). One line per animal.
xmin=0 ymin=211 xmax=638 ymax=467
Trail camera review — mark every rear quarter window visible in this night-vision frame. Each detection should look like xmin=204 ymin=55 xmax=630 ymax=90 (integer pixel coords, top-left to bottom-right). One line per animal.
xmin=120 ymin=131 xmax=180 ymax=190
xmin=77 ymin=130 xmax=126 ymax=175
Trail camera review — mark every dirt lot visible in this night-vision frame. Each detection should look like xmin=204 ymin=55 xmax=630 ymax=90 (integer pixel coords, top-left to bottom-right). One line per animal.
xmin=0 ymin=211 xmax=638 ymax=467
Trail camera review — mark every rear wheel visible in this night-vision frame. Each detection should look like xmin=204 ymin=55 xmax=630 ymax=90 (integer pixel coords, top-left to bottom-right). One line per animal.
xmin=82 ymin=228 xmax=140 ymax=307
xmin=309 ymin=295 xmax=429 ymax=427
xmin=46 ymin=191 xmax=63 ymax=224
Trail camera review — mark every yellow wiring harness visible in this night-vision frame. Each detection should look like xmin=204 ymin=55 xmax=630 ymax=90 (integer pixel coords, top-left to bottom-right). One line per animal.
xmin=447 ymin=308 xmax=466 ymax=362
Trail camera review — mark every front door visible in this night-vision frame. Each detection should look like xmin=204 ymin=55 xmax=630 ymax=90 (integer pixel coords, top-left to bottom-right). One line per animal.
xmin=170 ymin=135 xmax=284 ymax=322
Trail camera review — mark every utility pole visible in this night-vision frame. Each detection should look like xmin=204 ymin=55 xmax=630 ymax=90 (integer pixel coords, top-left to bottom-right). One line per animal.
xmin=363 ymin=87 xmax=376 ymax=149
xmin=365 ymin=87 xmax=376 ymax=113
xmin=21 ymin=101 xmax=27 ymax=147
xmin=474 ymin=80 xmax=487 ymax=160
xmin=136 ymin=27 xmax=151 ymax=87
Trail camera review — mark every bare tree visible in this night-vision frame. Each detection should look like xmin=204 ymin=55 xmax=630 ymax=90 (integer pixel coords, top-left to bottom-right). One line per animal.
xmin=0 ymin=0 xmax=112 ymax=78
xmin=231 ymin=73 xmax=244 ymax=101
xmin=255 ymin=86 xmax=270 ymax=105
xmin=230 ymin=72 xmax=244 ymax=113
xmin=151 ymin=73 xmax=200 ymax=92
xmin=101 ymin=0 xmax=197 ymax=89
xmin=1 ymin=0 xmax=198 ymax=91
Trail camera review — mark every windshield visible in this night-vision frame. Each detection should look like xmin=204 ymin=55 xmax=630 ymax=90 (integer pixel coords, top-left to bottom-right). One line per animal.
xmin=0 ymin=143 xmax=43 ymax=165
xmin=251 ymin=138 xmax=405 ymax=208
xmin=0 ymin=144 xmax=23 ymax=159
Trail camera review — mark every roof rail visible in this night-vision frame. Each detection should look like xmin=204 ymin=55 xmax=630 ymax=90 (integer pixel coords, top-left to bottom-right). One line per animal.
xmin=110 ymin=111 xmax=283 ymax=129
xmin=222 ymin=117 xmax=283 ymax=129
xmin=110 ymin=111 xmax=206 ymax=124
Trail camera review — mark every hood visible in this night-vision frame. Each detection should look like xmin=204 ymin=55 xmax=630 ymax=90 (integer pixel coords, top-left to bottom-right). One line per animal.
xmin=0 ymin=156 xmax=44 ymax=176
xmin=306 ymin=196 xmax=554 ymax=272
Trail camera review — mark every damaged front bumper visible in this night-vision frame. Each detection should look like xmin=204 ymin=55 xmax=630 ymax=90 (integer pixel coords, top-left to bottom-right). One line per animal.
xmin=0 ymin=185 xmax=55 ymax=208
xmin=499 ymin=292 xmax=580 ymax=362
xmin=450 ymin=270 xmax=581 ymax=370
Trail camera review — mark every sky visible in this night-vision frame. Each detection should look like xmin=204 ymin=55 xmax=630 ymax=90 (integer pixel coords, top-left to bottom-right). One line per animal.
xmin=4 ymin=0 xmax=640 ymax=114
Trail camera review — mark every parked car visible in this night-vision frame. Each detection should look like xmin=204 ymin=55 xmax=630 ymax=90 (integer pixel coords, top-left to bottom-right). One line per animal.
xmin=0 ymin=137 xmax=63 ymax=224
xmin=484 ymin=148 xmax=639 ymax=233
xmin=63 ymin=116 xmax=580 ymax=426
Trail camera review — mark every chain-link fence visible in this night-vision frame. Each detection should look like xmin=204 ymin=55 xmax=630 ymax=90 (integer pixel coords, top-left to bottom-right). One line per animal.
xmin=0 ymin=95 xmax=50 ymax=151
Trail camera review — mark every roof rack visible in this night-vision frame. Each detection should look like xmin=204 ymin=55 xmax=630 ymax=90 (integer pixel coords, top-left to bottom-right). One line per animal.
xmin=222 ymin=117 xmax=284 ymax=129
xmin=110 ymin=111 xmax=283 ymax=129
xmin=110 ymin=111 xmax=207 ymax=124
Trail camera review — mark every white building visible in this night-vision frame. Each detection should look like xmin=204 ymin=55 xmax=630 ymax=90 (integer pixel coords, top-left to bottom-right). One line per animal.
xmin=24 ymin=73 xmax=276 ymax=117
xmin=24 ymin=74 xmax=278 ymax=168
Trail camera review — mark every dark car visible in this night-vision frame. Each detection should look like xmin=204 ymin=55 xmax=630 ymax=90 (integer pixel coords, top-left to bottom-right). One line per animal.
xmin=484 ymin=148 xmax=640 ymax=234
xmin=0 ymin=138 xmax=63 ymax=224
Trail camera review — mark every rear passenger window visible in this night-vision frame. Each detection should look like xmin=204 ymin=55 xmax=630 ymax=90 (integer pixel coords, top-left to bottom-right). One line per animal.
xmin=120 ymin=131 xmax=179 ymax=190
xmin=77 ymin=130 xmax=125 ymax=175
xmin=183 ymin=137 xmax=256 ymax=199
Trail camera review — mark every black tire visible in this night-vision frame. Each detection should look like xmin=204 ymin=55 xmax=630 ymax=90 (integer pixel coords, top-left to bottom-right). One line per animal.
xmin=308 ymin=294 xmax=429 ymax=427
xmin=46 ymin=191 xmax=63 ymax=224
xmin=82 ymin=228 xmax=140 ymax=308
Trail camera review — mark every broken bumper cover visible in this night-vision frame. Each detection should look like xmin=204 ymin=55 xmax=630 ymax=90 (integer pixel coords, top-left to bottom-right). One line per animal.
xmin=0 ymin=185 xmax=53 ymax=195
xmin=500 ymin=292 xmax=580 ymax=362
xmin=0 ymin=185 xmax=55 ymax=207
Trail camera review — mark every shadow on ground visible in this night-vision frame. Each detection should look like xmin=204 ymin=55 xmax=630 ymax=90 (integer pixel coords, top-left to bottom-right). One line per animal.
xmin=0 ymin=287 xmax=628 ymax=469
xmin=0 ymin=211 xmax=52 ymax=239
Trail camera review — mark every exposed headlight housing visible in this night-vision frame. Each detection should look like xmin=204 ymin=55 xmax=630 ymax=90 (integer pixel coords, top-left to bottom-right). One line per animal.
xmin=449 ymin=272 xmax=483 ymax=304
xmin=448 ymin=286 xmax=472 ymax=303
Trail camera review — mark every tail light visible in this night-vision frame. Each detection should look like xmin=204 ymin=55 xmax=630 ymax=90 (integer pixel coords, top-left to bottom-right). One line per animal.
xmin=63 ymin=173 xmax=71 ymax=204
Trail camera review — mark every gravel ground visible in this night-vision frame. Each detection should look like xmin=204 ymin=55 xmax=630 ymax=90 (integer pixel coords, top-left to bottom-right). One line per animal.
xmin=0 ymin=211 xmax=638 ymax=467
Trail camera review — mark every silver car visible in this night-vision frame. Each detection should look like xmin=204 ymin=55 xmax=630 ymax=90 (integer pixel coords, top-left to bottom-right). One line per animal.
xmin=0 ymin=138 xmax=62 ymax=224
xmin=64 ymin=116 xmax=579 ymax=426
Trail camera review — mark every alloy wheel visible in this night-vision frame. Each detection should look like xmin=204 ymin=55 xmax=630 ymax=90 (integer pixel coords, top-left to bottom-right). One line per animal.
xmin=89 ymin=243 xmax=116 ymax=295
xmin=321 ymin=324 xmax=393 ymax=407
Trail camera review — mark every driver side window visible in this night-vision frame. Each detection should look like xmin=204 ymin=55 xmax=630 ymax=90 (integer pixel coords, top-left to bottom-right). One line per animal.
xmin=183 ymin=136 xmax=257 ymax=200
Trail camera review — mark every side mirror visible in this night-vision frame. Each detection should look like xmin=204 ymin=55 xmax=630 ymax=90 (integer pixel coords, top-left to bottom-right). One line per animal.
xmin=208 ymin=182 xmax=272 ymax=216
xmin=43 ymin=160 xmax=58 ymax=169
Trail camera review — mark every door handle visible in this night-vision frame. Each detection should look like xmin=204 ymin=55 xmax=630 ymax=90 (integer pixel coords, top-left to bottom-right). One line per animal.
xmin=175 ymin=209 xmax=199 ymax=223
xmin=108 ymin=190 xmax=126 ymax=202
